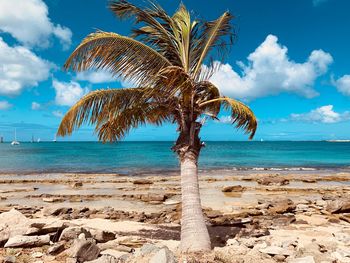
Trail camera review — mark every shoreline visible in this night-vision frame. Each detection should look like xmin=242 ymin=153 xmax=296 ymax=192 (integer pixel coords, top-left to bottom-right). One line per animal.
xmin=0 ymin=165 xmax=349 ymax=176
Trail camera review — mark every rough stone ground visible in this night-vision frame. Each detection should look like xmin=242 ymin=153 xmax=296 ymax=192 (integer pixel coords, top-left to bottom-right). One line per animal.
xmin=0 ymin=170 xmax=350 ymax=262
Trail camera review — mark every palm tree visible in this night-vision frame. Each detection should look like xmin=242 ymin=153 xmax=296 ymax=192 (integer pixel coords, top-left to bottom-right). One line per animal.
xmin=57 ymin=0 xmax=257 ymax=252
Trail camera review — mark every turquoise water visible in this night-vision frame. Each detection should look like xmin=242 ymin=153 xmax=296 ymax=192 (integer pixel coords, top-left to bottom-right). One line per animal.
xmin=0 ymin=141 xmax=349 ymax=173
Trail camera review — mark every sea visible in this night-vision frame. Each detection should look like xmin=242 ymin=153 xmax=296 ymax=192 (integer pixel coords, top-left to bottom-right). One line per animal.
xmin=0 ymin=141 xmax=349 ymax=174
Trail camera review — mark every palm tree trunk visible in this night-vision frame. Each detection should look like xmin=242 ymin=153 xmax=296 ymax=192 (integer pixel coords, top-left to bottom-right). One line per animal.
xmin=179 ymin=150 xmax=211 ymax=252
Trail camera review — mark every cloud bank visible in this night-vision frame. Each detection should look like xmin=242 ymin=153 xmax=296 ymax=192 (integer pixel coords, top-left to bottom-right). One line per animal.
xmin=76 ymin=71 xmax=116 ymax=84
xmin=0 ymin=38 xmax=52 ymax=96
xmin=291 ymin=105 xmax=350 ymax=124
xmin=53 ymin=80 xmax=89 ymax=107
xmin=209 ymin=35 xmax=333 ymax=101
xmin=0 ymin=0 xmax=72 ymax=49
xmin=333 ymin=75 xmax=350 ymax=96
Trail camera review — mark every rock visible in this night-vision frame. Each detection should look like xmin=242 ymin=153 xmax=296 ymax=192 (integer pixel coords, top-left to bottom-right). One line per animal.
xmin=0 ymin=209 xmax=29 ymax=226
xmin=101 ymin=249 xmax=127 ymax=259
xmin=59 ymin=227 xmax=92 ymax=241
xmin=240 ymin=238 xmax=256 ymax=248
xmin=301 ymin=179 xmax=317 ymax=183
xmin=331 ymin=251 xmax=350 ymax=263
xmin=140 ymin=193 xmax=165 ymax=202
xmin=72 ymin=182 xmax=83 ymax=188
xmin=85 ymin=255 xmax=118 ymax=263
xmin=226 ymin=239 xmax=240 ymax=246
xmin=136 ymin=243 xmax=160 ymax=257
xmin=0 ymin=209 xmax=30 ymax=245
xmin=42 ymin=197 xmax=64 ymax=203
xmin=257 ymin=176 xmax=289 ymax=186
xmin=45 ymin=207 xmax=73 ymax=216
xmin=0 ymin=226 xmax=30 ymax=246
xmin=48 ymin=242 xmax=65 ymax=255
xmin=98 ymin=240 xmax=133 ymax=252
xmin=67 ymin=238 xmax=101 ymax=263
xmin=3 ymin=256 xmax=16 ymax=263
xmin=259 ymin=246 xmax=294 ymax=256
xmin=288 ymin=256 xmax=315 ymax=263
xmin=133 ymin=179 xmax=153 ymax=185
xmin=296 ymin=204 xmax=310 ymax=212
xmin=163 ymin=200 xmax=180 ymax=205
xmin=149 ymin=247 xmax=176 ymax=263
xmin=274 ymin=255 xmax=286 ymax=262
xmin=89 ymin=229 xmax=116 ymax=243
xmin=115 ymin=236 xmax=148 ymax=248
xmin=31 ymin=252 xmax=44 ymax=258
xmin=222 ymin=185 xmax=245 ymax=192
xmin=326 ymin=200 xmax=350 ymax=214
xmin=5 ymin=235 xmax=50 ymax=248
xmin=269 ymin=199 xmax=296 ymax=214
xmin=27 ymin=221 xmax=70 ymax=236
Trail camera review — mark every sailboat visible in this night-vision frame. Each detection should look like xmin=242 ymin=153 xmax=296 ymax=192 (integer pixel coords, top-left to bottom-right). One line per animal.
xmin=11 ymin=129 xmax=20 ymax=146
xmin=53 ymin=134 xmax=57 ymax=143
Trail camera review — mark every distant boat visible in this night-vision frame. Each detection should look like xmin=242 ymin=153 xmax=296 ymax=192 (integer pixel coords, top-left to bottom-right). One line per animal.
xmin=37 ymin=138 xmax=41 ymax=143
xmin=11 ymin=129 xmax=20 ymax=146
xmin=31 ymin=135 xmax=34 ymax=143
xmin=260 ymin=138 xmax=264 ymax=142
xmin=53 ymin=134 xmax=57 ymax=143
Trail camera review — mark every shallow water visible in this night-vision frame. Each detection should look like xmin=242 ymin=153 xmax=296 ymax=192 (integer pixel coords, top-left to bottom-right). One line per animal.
xmin=0 ymin=141 xmax=349 ymax=173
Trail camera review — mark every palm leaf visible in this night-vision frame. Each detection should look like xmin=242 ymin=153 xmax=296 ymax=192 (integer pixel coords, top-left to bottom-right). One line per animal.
xmin=195 ymin=81 xmax=221 ymax=117
xmin=192 ymin=12 xmax=233 ymax=77
xmin=57 ymin=88 xmax=149 ymax=136
xmin=199 ymin=97 xmax=257 ymax=139
xmin=96 ymin=103 xmax=173 ymax=142
xmin=64 ymin=31 xmax=171 ymax=86
xmin=109 ymin=0 xmax=181 ymax=66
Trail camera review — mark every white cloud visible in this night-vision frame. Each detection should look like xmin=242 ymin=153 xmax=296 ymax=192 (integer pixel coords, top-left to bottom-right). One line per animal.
xmin=0 ymin=37 xmax=52 ymax=96
xmin=76 ymin=71 xmax=115 ymax=84
xmin=0 ymin=0 xmax=72 ymax=49
xmin=208 ymin=35 xmax=333 ymax=101
xmin=290 ymin=105 xmax=350 ymax=123
xmin=31 ymin=102 xmax=41 ymax=110
xmin=52 ymin=110 xmax=63 ymax=118
xmin=53 ymin=80 xmax=89 ymax=107
xmin=0 ymin=100 xmax=12 ymax=110
xmin=333 ymin=75 xmax=350 ymax=96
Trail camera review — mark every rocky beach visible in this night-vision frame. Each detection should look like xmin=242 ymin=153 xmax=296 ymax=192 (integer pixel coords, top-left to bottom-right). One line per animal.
xmin=0 ymin=170 xmax=350 ymax=263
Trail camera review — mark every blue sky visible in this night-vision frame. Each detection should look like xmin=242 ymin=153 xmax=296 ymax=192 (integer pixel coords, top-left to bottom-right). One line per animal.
xmin=0 ymin=0 xmax=350 ymax=141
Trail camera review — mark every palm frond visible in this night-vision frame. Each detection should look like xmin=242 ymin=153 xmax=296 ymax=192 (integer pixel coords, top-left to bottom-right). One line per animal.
xmin=170 ymin=4 xmax=194 ymax=72
xmin=109 ymin=0 xmax=181 ymax=65
xmin=64 ymin=31 xmax=171 ymax=86
xmin=195 ymin=81 xmax=221 ymax=118
xmin=57 ymin=88 xmax=149 ymax=137
xmin=199 ymin=97 xmax=257 ymax=139
xmin=96 ymin=103 xmax=173 ymax=142
xmin=192 ymin=12 xmax=234 ymax=78
xmin=57 ymin=87 xmax=175 ymax=142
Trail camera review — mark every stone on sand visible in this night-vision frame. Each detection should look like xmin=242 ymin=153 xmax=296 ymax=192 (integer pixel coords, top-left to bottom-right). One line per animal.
xmin=222 ymin=185 xmax=245 ymax=193
xmin=133 ymin=179 xmax=153 ymax=185
xmin=67 ymin=238 xmax=100 ymax=263
xmin=4 ymin=235 xmax=50 ymax=248
xmin=86 ymin=255 xmax=119 ymax=263
xmin=149 ymin=247 xmax=176 ymax=263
